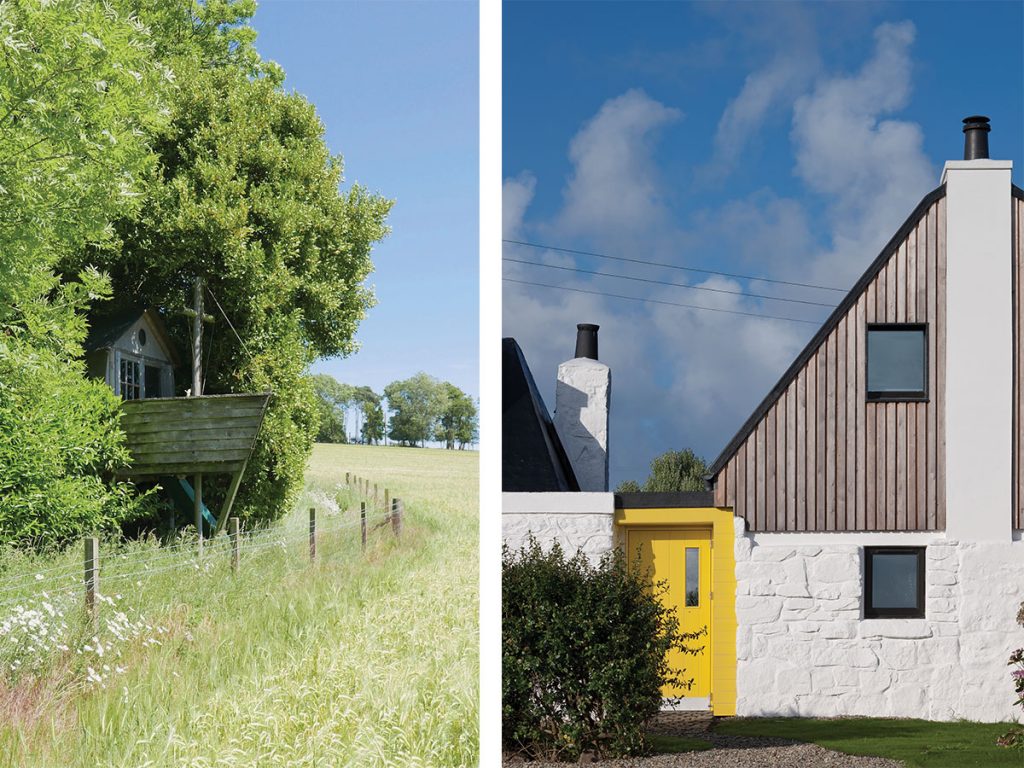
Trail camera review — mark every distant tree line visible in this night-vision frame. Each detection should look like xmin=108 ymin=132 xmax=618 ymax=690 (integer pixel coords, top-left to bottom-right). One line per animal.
xmin=311 ymin=373 xmax=477 ymax=450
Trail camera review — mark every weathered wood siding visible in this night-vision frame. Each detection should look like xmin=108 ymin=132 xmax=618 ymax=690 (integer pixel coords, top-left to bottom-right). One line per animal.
xmin=713 ymin=195 xmax=946 ymax=531
xmin=1014 ymin=191 xmax=1024 ymax=530
xmin=118 ymin=393 xmax=270 ymax=478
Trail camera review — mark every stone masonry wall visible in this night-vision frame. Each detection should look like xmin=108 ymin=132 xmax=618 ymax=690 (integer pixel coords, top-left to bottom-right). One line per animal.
xmin=735 ymin=524 xmax=1024 ymax=722
xmin=502 ymin=492 xmax=615 ymax=564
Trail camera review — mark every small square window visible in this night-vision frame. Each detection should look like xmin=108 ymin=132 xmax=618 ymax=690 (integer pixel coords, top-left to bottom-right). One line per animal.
xmin=864 ymin=546 xmax=925 ymax=618
xmin=866 ymin=324 xmax=927 ymax=401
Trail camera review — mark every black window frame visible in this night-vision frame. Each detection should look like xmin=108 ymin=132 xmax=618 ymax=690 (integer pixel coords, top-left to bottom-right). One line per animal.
xmin=865 ymin=323 xmax=929 ymax=402
xmin=863 ymin=546 xmax=926 ymax=619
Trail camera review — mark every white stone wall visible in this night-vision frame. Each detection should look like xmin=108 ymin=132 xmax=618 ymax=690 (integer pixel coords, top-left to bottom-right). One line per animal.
xmin=735 ymin=525 xmax=1024 ymax=722
xmin=502 ymin=492 xmax=615 ymax=563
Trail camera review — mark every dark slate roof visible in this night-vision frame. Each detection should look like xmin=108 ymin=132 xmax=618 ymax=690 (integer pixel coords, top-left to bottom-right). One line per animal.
xmin=503 ymin=337 xmax=580 ymax=492
xmin=615 ymin=491 xmax=716 ymax=509
xmin=84 ymin=305 xmax=181 ymax=366
xmin=708 ymin=183 xmax=949 ymax=478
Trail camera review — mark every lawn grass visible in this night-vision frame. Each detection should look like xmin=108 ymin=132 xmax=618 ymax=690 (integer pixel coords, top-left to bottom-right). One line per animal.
xmin=716 ymin=717 xmax=1022 ymax=768
xmin=646 ymin=733 xmax=712 ymax=754
xmin=0 ymin=443 xmax=478 ymax=767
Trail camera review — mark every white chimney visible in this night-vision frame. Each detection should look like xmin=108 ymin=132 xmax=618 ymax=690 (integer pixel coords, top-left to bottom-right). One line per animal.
xmin=554 ymin=324 xmax=610 ymax=492
xmin=941 ymin=116 xmax=1013 ymax=541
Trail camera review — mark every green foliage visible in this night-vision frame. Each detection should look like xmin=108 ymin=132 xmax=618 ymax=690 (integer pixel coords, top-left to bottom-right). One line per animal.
xmin=502 ymin=538 xmax=705 ymax=761
xmin=0 ymin=332 xmax=153 ymax=548
xmin=311 ymin=374 xmax=353 ymax=443
xmin=66 ymin=46 xmax=392 ymax=526
xmin=998 ymin=601 xmax=1024 ymax=749
xmin=384 ymin=373 xmax=446 ymax=447
xmin=354 ymin=387 xmax=385 ymax=445
xmin=435 ymin=383 xmax=478 ymax=450
xmin=0 ymin=0 xmax=169 ymax=547
xmin=618 ymin=449 xmax=709 ymax=493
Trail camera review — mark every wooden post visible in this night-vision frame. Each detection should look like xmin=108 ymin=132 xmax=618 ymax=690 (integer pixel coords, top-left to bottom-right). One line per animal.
xmin=360 ymin=502 xmax=367 ymax=552
xmin=309 ymin=507 xmax=317 ymax=562
xmin=229 ymin=517 xmax=240 ymax=573
xmin=192 ymin=276 xmax=204 ymax=397
xmin=84 ymin=537 xmax=98 ymax=624
xmin=384 ymin=489 xmax=390 ymax=522
xmin=194 ymin=473 xmax=204 ymax=557
xmin=345 ymin=471 xmax=350 ymax=486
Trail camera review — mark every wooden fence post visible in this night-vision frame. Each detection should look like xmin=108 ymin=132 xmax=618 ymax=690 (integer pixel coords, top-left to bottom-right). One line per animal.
xmin=391 ymin=498 xmax=403 ymax=538
xmin=84 ymin=537 xmax=98 ymax=624
xmin=361 ymin=502 xmax=367 ymax=552
xmin=229 ymin=517 xmax=240 ymax=573
xmin=345 ymin=471 xmax=350 ymax=486
xmin=309 ymin=507 xmax=317 ymax=562
xmin=384 ymin=489 xmax=390 ymax=522
xmin=194 ymin=473 xmax=204 ymax=558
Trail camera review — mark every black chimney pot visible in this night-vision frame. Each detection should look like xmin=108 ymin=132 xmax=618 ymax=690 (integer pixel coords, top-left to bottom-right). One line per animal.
xmin=962 ymin=115 xmax=990 ymax=160
xmin=575 ymin=323 xmax=599 ymax=360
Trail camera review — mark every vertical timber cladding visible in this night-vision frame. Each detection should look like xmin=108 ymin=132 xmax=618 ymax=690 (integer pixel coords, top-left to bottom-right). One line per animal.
xmin=1014 ymin=188 xmax=1024 ymax=530
xmin=712 ymin=190 xmax=947 ymax=531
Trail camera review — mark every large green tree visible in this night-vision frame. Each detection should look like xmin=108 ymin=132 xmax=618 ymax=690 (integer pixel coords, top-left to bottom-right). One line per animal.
xmin=614 ymin=449 xmax=709 ymax=494
xmin=310 ymin=374 xmax=352 ymax=444
xmin=351 ymin=386 xmax=385 ymax=445
xmin=0 ymin=0 xmax=170 ymax=546
xmin=61 ymin=6 xmax=392 ymax=525
xmin=384 ymin=373 xmax=446 ymax=447
xmin=435 ymin=383 xmax=477 ymax=450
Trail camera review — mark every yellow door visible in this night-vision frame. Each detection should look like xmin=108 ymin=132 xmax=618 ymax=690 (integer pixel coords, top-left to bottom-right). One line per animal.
xmin=627 ymin=528 xmax=712 ymax=699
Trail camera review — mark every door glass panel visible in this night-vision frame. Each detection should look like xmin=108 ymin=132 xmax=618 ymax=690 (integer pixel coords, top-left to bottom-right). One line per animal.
xmin=685 ymin=547 xmax=699 ymax=607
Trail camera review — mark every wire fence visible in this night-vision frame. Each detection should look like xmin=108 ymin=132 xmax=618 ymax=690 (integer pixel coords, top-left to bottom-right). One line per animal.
xmin=0 ymin=471 xmax=406 ymax=620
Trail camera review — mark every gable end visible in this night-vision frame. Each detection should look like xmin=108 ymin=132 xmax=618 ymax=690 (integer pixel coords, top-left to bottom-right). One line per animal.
xmin=709 ymin=184 xmax=947 ymax=478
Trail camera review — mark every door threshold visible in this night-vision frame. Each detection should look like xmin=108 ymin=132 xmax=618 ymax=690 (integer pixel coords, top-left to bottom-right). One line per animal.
xmin=661 ymin=697 xmax=710 ymax=712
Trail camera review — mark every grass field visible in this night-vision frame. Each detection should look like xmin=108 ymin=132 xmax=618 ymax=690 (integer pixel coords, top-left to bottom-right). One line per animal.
xmin=715 ymin=717 xmax=1022 ymax=768
xmin=0 ymin=443 xmax=479 ymax=767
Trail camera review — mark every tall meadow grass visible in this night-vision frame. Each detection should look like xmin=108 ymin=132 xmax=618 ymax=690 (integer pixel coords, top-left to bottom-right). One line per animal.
xmin=0 ymin=443 xmax=479 ymax=767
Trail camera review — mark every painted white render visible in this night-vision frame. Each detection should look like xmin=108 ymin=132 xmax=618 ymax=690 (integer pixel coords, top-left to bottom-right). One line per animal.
xmin=734 ymin=521 xmax=1024 ymax=721
xmin=554 ymin=358 xmax=611 ymax=492
xmin=502 ymin=492 xmax=615 ymax=563
xmin=941 ymin=158 xmax=1014 ymax=542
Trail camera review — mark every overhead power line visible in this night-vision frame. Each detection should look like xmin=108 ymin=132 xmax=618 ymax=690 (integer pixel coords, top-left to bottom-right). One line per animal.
xmin=502 ymin=239 xmax=848 ymax=294
xmin=504 ymin=257 xmax=837 ymax=308
xmin=504 ymin=277 xmax=823 ymax=326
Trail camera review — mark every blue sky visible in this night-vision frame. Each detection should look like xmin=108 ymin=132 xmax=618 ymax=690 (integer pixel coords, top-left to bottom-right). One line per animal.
xmin=251 ymin=0 xmax=479 ymax=406
xmin=503 ymin=1 xmax=1024 ymax=487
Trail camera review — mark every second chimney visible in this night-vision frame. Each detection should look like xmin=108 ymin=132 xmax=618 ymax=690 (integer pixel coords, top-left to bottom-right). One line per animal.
xmin=554 ymin=324 xmax=611 ymax=492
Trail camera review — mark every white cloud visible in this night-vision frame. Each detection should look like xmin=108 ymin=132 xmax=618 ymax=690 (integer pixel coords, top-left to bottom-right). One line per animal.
xmin=505 ymin=20 xmax=938 ymax=485
xmin=706 ymin=56 xmax=814 ymax=179
xmin=555 ymin=89 xmax=682 ymax=245
xmin=502 ymin=172 xmax=536 ymax=241
xmin=792 ymin=20 xmax=935 ymax=286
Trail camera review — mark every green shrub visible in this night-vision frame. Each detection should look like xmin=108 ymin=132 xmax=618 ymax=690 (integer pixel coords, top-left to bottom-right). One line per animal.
xmin=998 ymin=601 xmax=1024 ymax=749
xmin=502 ymin=537 xmax=705 ymax=761
xmin=0 ymin=336 xmax=153 ymax=549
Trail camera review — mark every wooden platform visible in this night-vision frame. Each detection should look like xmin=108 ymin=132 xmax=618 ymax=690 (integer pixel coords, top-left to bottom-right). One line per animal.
xmin=117 ymin=393 xmax=270 ymax=479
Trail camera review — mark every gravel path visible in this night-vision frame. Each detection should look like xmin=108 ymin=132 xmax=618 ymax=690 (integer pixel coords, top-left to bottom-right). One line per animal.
xmin=503 ymin=714 xmax=905 ymax=768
